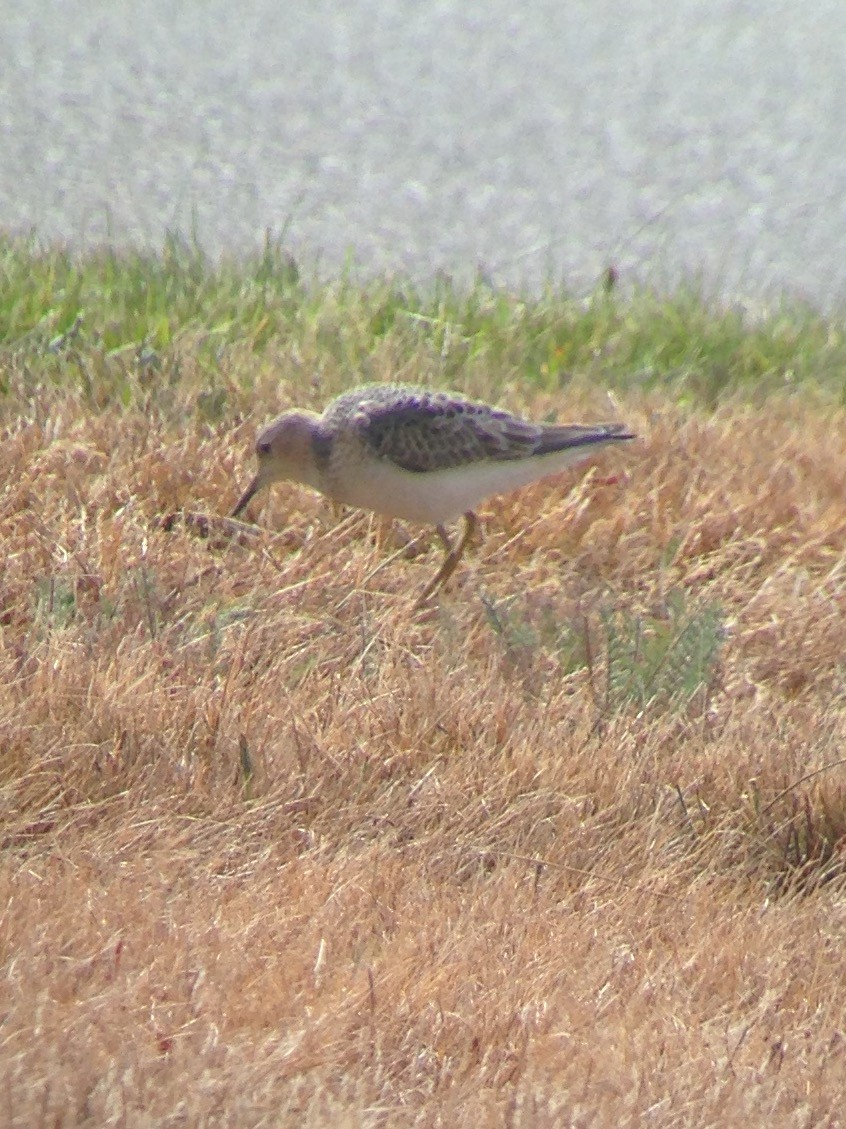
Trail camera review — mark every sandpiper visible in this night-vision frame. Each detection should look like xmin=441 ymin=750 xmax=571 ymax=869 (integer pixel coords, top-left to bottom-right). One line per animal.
xmin=232 ymin=384 xmax=634 ymax=600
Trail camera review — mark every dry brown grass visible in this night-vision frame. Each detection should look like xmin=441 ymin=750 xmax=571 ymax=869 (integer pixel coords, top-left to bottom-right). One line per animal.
xmin=2 ymin=358 xmax=846 ymax=1127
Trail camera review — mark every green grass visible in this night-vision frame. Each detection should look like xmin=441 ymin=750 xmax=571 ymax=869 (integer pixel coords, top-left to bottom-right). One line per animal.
xmin=599 ymin=591 xmax=724 ymax=715
xmin=2 ymin=231 xmax=846 ymax=411
xmin=480 ymin=588 xmax=724 ymax=717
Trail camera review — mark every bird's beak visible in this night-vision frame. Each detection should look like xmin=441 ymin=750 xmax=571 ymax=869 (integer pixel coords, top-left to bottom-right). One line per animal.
xmin=231 ymin=474 xmax=262 ymax=518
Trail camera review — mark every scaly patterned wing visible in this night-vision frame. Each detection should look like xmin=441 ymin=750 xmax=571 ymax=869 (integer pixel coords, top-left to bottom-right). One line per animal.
xmin=341 ymin=386 xmax=544 ymax=473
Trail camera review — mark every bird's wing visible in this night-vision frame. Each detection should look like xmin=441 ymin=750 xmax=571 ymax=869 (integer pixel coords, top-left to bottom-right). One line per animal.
xmin=350 ymin=388 xmax=544 ymax=473
xmin=325 ymin=385 xmax=633 ymax=473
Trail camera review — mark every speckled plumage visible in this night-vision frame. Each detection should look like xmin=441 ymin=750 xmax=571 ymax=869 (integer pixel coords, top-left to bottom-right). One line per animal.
xmin=319 ymin=384 xmax=630 ymax=473
xmin=232 ymin=384 xmax=635 ymax=601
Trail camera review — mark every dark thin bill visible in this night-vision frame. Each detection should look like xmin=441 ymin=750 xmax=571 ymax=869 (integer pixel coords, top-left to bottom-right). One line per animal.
xmin=231 ymin=476 xmax=261 ymax=517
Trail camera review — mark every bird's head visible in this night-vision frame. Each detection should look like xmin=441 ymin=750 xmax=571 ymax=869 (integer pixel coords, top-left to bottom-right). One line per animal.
xmin=231 ymin=410 xmax=322 ymax=517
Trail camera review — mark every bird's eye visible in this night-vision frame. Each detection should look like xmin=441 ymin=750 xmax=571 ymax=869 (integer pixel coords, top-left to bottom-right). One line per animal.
xmin=257 ymin=441 xmax=271 ymax=456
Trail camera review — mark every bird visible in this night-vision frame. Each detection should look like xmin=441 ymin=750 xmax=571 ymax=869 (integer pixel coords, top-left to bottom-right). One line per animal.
xmin=231 ymin=383 xmax=635 ymax=601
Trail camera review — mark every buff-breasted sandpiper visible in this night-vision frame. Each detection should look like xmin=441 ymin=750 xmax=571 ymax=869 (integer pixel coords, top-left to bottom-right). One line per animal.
xmin=232 ymin=384 xmax=635 ymax=601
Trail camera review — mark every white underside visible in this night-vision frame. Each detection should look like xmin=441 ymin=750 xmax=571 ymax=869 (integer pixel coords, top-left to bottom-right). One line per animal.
xmin=325 ymin=443 xmax=620 ymax=525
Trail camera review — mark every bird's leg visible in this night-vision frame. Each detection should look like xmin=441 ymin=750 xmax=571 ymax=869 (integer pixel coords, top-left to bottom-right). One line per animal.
xmin=452 ymin=510 xmax=477 ymax=570
xmin=416 ymin=511 xmax=478 ymax=606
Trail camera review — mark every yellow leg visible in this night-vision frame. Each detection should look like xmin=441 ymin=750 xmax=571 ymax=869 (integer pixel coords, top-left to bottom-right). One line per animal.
xmin=416 ymin=511 xmax=478 ymax=606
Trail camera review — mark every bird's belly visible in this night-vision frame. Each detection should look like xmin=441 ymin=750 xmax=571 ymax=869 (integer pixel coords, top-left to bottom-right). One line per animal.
xmin=326 ymin=451 xmax=595 ymax=525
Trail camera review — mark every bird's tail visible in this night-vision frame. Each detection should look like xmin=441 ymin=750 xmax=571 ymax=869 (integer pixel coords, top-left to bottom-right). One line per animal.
xmin=536 ymin=421 xmax=635 ymax=457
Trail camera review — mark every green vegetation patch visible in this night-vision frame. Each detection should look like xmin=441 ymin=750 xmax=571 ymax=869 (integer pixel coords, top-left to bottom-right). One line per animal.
xmin=1 ymin=232 xmax=845 ymax=411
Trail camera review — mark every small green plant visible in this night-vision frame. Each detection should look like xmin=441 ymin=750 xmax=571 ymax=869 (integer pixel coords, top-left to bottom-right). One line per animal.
xmin=480 ymin=589 xmax=722 ymax=715
xmin=33 ymin=576 xmax=77 ymax=631
xmin=600 ymin=590 xmax=723 ymax=714
xmin=479 ymin=594 xmax=541 ymax=656
xmin=479 ymin=593 xmax=589 ymax=677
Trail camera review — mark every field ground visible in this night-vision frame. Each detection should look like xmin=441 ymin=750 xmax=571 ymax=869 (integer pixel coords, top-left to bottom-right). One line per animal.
xmin=2 ymin=238 xmax=846 ymax=1125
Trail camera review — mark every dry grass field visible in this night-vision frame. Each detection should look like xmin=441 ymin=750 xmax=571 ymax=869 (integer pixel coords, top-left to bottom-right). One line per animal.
xmin=2 ymin=246 xmax=846 ymax=1125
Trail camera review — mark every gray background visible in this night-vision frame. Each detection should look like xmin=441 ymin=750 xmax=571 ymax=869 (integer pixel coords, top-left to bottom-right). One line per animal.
xmin=2 ymin=1 xmax=845 ymax=306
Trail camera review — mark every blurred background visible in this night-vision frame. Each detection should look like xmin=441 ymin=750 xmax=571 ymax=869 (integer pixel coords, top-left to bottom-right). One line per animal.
xmin=2 ymin=0 xmax=844 ymax=306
